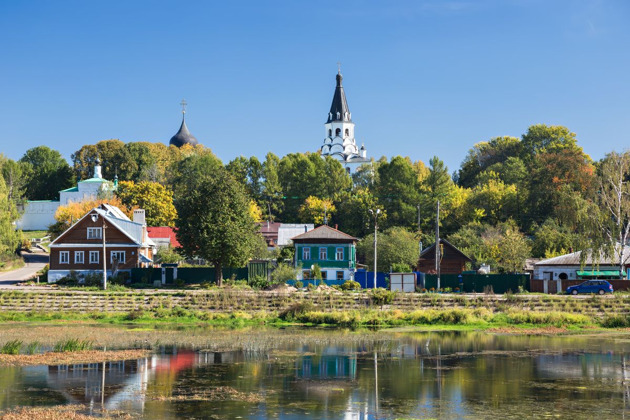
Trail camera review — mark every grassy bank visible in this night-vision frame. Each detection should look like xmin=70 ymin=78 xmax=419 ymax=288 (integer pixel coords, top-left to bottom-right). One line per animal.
xmin=2 ymin=289 xmax=630 ymax=329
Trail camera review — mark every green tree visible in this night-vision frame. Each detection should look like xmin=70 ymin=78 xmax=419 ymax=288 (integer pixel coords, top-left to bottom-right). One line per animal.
xmin=262 ymin=152 xmax=284 ymax=222
xmin=334 ymin=188 xmax=383 ymax=237
xmin=357 ymin=227 xmax=419 ymax=272
xmin=116 ymin=180 xmax=177 ymax=227
xmin=174 ymin=160 xmax=260 ymax=286
xmin=376 ymin=156 xmax=420 ymax=229
xmin=20 ymin=146 xmax=74 ymax=200
xmin=0 ymin=156 xmax=27 ymax=203
xmin=520 ymin=124 xmax=582 ymax=160
xmin=531 ymin=218 xmax=577 ymax=258
xmin=456 ymin=136 xmax=522 ymax=188
xmin=0 ymin=171 xmax=21 ymax=258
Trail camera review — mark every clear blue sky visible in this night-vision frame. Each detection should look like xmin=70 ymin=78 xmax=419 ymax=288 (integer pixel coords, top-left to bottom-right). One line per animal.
xmin=1 ymin=0 xmax=629 ymax=173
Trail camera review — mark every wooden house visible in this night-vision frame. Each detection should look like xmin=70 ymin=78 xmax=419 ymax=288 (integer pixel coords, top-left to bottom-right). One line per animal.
xmin=292 ymin=225 xmax=357 ymax=282
xmin=417 ymin=239 xmax=472 ymax=274
xmin=48 ymin=204 xmax=155 ymax=283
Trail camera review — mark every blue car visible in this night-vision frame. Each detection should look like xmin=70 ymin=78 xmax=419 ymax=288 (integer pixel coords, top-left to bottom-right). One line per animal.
xmin=566 ymin=280 xmax=613 ymax=295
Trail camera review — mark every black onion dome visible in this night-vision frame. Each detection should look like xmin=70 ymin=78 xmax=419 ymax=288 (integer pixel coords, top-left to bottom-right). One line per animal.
xmin=169 ymin=117 xmax=198 ymax=147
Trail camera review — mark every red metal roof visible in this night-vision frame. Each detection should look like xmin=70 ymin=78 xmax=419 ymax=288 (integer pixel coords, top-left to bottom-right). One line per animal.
xmin=147 ymin=226 xmax=180 ymax=248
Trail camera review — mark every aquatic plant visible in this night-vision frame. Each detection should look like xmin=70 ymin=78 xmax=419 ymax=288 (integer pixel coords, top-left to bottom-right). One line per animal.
xmin=53 ymin=338 xmax=93 ymax=352
xmin=1 ymin=339 xmax=23 ymax=355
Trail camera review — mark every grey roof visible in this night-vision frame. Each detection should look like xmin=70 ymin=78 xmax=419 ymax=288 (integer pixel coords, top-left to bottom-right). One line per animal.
xmin=291 ymin=225 xmax=357 ymax=242
xmin=326 ymin=71 xmax=351 ymax=123
xmin=169 ymin=116 xmax=199 ymax=147
xmin=94 ymin=205 xmax=155 ymax=247
xmin=535 ymin=244 xmax=630 ymax=266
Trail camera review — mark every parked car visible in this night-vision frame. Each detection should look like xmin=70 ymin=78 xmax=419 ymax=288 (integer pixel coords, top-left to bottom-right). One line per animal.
xmin=566 ymin=280 xmax=614 ymax=295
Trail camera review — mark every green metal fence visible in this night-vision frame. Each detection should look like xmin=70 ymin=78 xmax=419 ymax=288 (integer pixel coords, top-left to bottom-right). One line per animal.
xmin=423 ymin=273 xmax=529 ymax=294
xmin=131 ymin=267 xmax=248 ymax=285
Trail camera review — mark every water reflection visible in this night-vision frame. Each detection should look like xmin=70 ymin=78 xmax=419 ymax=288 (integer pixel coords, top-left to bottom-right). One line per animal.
xmin=1 ymin=331 xmax=630 ymax=419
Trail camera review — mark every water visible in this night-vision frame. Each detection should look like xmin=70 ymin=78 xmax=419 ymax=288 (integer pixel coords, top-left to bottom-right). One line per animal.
xmin=1 ymin=329 xmax=630 ymax=419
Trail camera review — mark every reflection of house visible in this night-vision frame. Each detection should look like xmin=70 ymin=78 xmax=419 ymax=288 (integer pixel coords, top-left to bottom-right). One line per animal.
xmin=533 ymin=246 xmax=630 ymax=281
xmin=417 ymin=239 xmax=472 ymax=274
xmin=292 ymin=225 xmax=357 ymax=281
xmin=48 ymin=204 xmax=155 ymax=282
xmin=16 ymin=162 xmax=114 ymax=231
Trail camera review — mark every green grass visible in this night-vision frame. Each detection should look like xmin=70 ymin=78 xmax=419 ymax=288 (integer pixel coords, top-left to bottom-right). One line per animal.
xmin=22 ymin=230 xmax=49 ymax=240
xmin=1 ymin=339 xmax=23 ymax=354
xmin=53 ymin=338 xmax=93 ymax=352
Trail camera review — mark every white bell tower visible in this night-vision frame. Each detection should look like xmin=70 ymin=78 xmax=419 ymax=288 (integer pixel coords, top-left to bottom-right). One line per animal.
xmin=320 ymin=68 xmax=368 ymax=164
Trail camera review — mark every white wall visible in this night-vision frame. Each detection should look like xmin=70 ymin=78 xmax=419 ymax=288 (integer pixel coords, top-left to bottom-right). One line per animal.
xmin=16 ymin=201 xmax=59 ymax=230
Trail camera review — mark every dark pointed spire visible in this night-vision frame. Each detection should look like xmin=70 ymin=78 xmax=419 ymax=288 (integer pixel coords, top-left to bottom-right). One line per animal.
xmin=327 ymin=68 xmax=351 ymax=123
xmin=169 ymin=99 xmax=199 ymax=147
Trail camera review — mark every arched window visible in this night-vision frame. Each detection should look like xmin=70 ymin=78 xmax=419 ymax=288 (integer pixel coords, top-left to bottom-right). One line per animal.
xmin=336 ymin=112 xmax=340 ymax=119
xmin=328 ymin=129 xmax=332 ymax=136
xmin=345 ymin=128 xmax=349 ymax=137
xmin=335 ymin=128 xmax=341 ymax=137
xmin=559 ymin=273 xmax=568 ymax=280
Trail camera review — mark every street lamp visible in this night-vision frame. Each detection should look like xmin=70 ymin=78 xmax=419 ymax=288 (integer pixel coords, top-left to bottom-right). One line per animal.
xmin=91 ymin=213 xmax=107 ymax=290
xmin=369 ymin=208 xmax=381 ymax=289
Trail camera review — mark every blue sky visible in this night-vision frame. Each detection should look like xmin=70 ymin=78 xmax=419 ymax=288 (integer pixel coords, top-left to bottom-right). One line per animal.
xmin=1 ymin=0 xmax=629 ymax=173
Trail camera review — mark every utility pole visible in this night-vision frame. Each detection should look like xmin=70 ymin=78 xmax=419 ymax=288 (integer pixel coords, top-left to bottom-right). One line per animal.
xmin=369 ymin=208 xmax=381 ymax=289
xmin=435 ymin=200 xmax=440 ymax=291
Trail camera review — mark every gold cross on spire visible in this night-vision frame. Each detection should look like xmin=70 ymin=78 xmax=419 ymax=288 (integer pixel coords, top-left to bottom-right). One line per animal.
xmin=180 ymin=99 xmax=187 ymax=114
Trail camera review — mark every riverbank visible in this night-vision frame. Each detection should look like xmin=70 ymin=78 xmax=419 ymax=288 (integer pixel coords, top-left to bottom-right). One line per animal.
xmin=1 ymin=289 xmax=630 ymax=329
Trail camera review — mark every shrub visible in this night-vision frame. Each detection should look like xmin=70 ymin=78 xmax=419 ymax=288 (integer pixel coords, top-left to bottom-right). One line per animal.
xmin=279 ymin=302 xmax=315 ymax=322
xmin=294 ymin=281 xmax=303 ymax=289
xmin=125 ymin=309 xmax=145 ymax=321
xmin=601 ymin=315 xmax=630 ymax=328
xmin=174 ymin=278 xmax=186 ymax=288
xmin=370 ymin=288 xmax=395 ymax=308
xmin=83 ymin=273 xmax=102 ymax=287
xmin=341 ymin=280 xmax=361 ymax=291
xmin=249 ymin=276 xmax=270 ymax=290
xmin=306 ymin=283 xmax=316 ymax=291
xmin=391 ymin=263 xmax=411 ymax=273
xmin=270 ymin=263 xmax=298 ymax=284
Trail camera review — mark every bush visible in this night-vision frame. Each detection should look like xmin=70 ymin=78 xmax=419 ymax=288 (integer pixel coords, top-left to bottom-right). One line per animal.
xmin=306 ymin=283 xmax=316 ymax=291
xmin=83 ymin=273 xmax=102 ymax=287
xmin=391 ymin=263 xmax=411 ymax=273
xmin=370 ymin=288 xmax=395 ymax=308
xmin=249 ymin=276 xmax=270 ymax=290
xmin=279 ymin=302 xmax=315 ymax=322
xmin=125 ymin=309 xmax=145 ymax=321
xmin=294 ymin=281 xmax=303 ymax=289
xmin=174 ymin=278 xmax=186 ymax=288
xmin=270 ymin=263 xmax=298 ymax=284
xmin=341 ymin=280 xmax=361 ymax=291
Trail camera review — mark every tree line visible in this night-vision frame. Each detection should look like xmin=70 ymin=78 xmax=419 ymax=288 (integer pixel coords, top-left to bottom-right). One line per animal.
xmin=1 ymin=123 xmax=629 ymax=275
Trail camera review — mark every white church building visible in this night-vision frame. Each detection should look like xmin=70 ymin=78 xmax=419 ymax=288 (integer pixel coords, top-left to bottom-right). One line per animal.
xmin=16 ymin=162 xmax=114 ymax=231
xmin=320 ymin=69 xmax=368 ymax=165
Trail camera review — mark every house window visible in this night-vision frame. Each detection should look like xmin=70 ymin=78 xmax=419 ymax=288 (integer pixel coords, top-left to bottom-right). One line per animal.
xmin=110 ymin=251 xmax=125 ymax=264
xmin=302 ymin=247 xmax=311 ymax=260
xmin=74 ymin=251 xmax=84 ymax=264
xmin=303 ymin=270 xmax=311 ymax=280
xmin=336 ymin=247 xmax=344 ymax=261
xmin=321 ymin=271 xmax=328 ymax=280
xmin=319 ymin=247 xmax=327 ymax=260
xmin=89 ymin=251 xmax=99 ymax=264
xmin=59 ymin=251 xmax=69 ymax=264
xmin=336 ymin=271 xmax=344 ymax=280
xmin=87 ymin=227 xmax=102 ymax=239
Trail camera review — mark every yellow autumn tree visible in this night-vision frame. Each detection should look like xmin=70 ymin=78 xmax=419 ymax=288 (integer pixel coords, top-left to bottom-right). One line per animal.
xmin=115 ymin=181 xmax=177 ymax=227
xmin=50 ymin=196 xmax=135 ymax=239
xmin=249 ymin=200 xmax=263 ymax=223
xmin=298 ymin=196 xmax=336 ymax=225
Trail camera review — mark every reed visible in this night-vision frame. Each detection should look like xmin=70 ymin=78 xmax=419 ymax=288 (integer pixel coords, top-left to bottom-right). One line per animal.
xmin=53 ymin=338 xmax=93 ymax=352
xmin=1 ymin=339 xmax=23 ymax=355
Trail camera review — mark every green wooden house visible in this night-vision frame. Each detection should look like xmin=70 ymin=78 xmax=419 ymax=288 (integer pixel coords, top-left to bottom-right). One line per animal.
xmin=291 ymin=225 xmax=358 ymax=282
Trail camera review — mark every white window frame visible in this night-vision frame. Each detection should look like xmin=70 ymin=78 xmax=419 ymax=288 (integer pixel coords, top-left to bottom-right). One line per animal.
xmin=87 ymin=227 xmax=102 ymax=239
xmin=110 ymin=251 xmax=125 ymax=264
xmin=74 ymin=251 xmax=84 ymax=264
xmin=59 ymin=251 xmax=69 ymax=264
xmin=336 ymin=271 xmax=344 ymax=280
xmin=302 ymin=247 xmax=311 ymax=260
xmin=336 ymin=247 xmax=344 ymax=261
xmin=89 ymin=251 xmax=99 ymax=264
xmin=319 ymin=247 xmax=327 ymax=260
